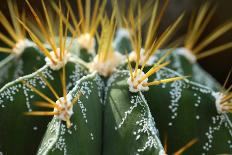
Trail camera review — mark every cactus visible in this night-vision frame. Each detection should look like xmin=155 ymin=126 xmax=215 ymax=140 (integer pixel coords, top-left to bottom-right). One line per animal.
xmin=0 ymin=0 xmax=231 ymax=155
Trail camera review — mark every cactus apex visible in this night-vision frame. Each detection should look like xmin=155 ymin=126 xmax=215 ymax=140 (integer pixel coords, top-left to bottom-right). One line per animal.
xmin=45 ymin=48 xmax=70 ymax=70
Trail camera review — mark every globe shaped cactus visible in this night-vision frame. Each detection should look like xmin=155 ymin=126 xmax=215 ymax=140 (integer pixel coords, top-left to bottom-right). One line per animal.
xmin=0 ymin=0 xmax=231 ymax=155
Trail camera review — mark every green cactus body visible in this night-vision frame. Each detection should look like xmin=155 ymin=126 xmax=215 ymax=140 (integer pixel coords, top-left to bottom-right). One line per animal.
xmin=113 ymin=28 xmax=132 ymax=55
xmin=37 ymin=73 xmax=104 ymax=155
xmin=0 ymin=46 xmax=45 ymax=88
xmin=143 ymin=67 xmax=232 ymax=154
xmin=103 ymin=70 xmax=164 ymax=155
xmin=154 ymin=49 xmax=222 ymax=91
xmin=0 ymin=62 xmax=88 ymax=154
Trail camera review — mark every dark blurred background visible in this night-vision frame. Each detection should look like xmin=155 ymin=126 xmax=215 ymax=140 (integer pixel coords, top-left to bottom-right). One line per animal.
xmin=0 ymin=0 xmax=231 ymax=86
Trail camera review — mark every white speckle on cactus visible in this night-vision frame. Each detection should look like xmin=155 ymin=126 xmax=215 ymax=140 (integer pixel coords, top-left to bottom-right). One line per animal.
xmin=175 ymin=47 xmax=196 ymax=63
xmin=78 ymin=99 xmax=88 ymax=123
xmin=201 ymin=115 xmax=232 ymax=153
xmin=0 ymin=66 xmax=55 ymax=117
xmin=112 ymin=76 xmax=163 ymax=153
xmin=12 ymin=39 xmax=35 ymax=56
xmin=115 ymin=97 xmax=138 ymax=129
xmin=33 ymin=126 xmax=38 ymax=130
xmin=90 ymin=133 xmax=94 ymax=140
xmin=228 ymin=140 xmax=232 ymax=148
xmin=38 ymin=119 xmax=60 ymax=155
xmin=53 ymin=123 xmax=67 ymax=154
xmin=89 ymin=51 xmax=125 ymax=77
xmin=168 ymin=79 xmax=184 ymax=121
xmin=54 ymin=94 xmax=74 ymax=124
xmin=45 ymin=48 xmax=70 ymax=70
xmin=129 ymin=48 xmax=157 ymax=66
xmin=67 ymin=64 xmax=88 ymax=90
xmin=77 ymin=33 xmax=96 ymax=54
xmin=39 ymin=74 xmax=102 ymax=154
xmin=127 ymin=69 xmax=149 ymax=93
xmin=107 ymin=71 xmax=164 ymax=153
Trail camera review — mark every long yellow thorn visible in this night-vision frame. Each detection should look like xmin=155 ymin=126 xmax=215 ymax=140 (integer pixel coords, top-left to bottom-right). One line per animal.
xmin=141 ymin=13 xmax=184 ymax=68
xmin=221 ymin=93 xmax=232 ymax=104
xmin=174 ymin=138 xmax=198 ymax=155
xmin=223 ymin=68 xmax=232 ymax=89
xmin=61 ymin=66 xmax=67 ymax=104
xmin=85 ymin=0 xmax=91 ymax=33
xmin=41 ymin=0 xmax=57 ymax=52
xmin=126 ymin=51 xmax=134 ymax=82
xmin=0 ymin=32 xmax=15 ymax=47
xmin=0 ymin=12 xmax=18 ymax=42
xmin=33 ymin=101 xmax=57 ymax=109
xmin=139 ymin=61 xmax=170 ymax=84
xmin=144 ymin=76 xmax=187 ymax=87
xmin=197 ymin=42 xmax=232 ymax=60
xmin=0 ymin=47 xmax=12 ymax=53
xmin=77 ymin=0 xmax=85 ymax=32
xmin=25 ymin=0 xmax=57 ymax=55
xmin=70 ymin=91 xmax=82 ymax=107
xmin=186 ymin=3 xmax=210 ymax=50
xmin=7 ymin=0 xmax=21 ymax=38
xmin=193 ymin=22 xmax=232 ymax=54
xmin=17 ymin=18 xmax=55 ymax=64
xmin=37 ymin=72 xmax=60 ymax=100
xmin=24 ymin=111 xmax=59 ymax=116
xmin=22 ymin=80 xmax=57 ymax=106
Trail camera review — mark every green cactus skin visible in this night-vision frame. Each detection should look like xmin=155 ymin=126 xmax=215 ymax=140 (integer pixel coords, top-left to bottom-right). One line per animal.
xmin=0 ymin=1 xmax=231 ymax=155
xmin=0 ymin=46 xmax=45 ymax=88
xmin=0 ymin=62 xmax=88 ymax=154
xmin=154 ymin=49 xmax=222 ymax=91
xmin=103 ymin=70 xmax=164 ymax=155
xmin=37 ymin=73 xmax=104 ymax=155
xmin=0 ymin=30 xmax=231 ymax=155
xmin=143 ymin=67 xmax=232 ymax=154
xmin=113 ymin=28 xmax=133 ymax=55
xmin=78 ymin=48 xmax=94 ymax=62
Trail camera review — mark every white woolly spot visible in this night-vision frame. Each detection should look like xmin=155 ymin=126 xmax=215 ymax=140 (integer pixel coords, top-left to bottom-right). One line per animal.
xmin=175 ymin=47 xmax=196 ymax=63
xmin=212 ymin=92 xmax=225 ymax=114
xmin=77 ymin=33 xmax=96 ymax=54
xmin=45 ymin=48 xmax=70 ymax=70
xmin=127 ymin=69 xmax=149 ymax=93
xmin=12 ymin=39 xmax=35 ymax=56
xmin=129 ymin=48 xmax=157 ymax=66
xmin=54 ymin=94 xmax=73 ymax=122
xmin=89 ymin=51 xmax=125 ymax=77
